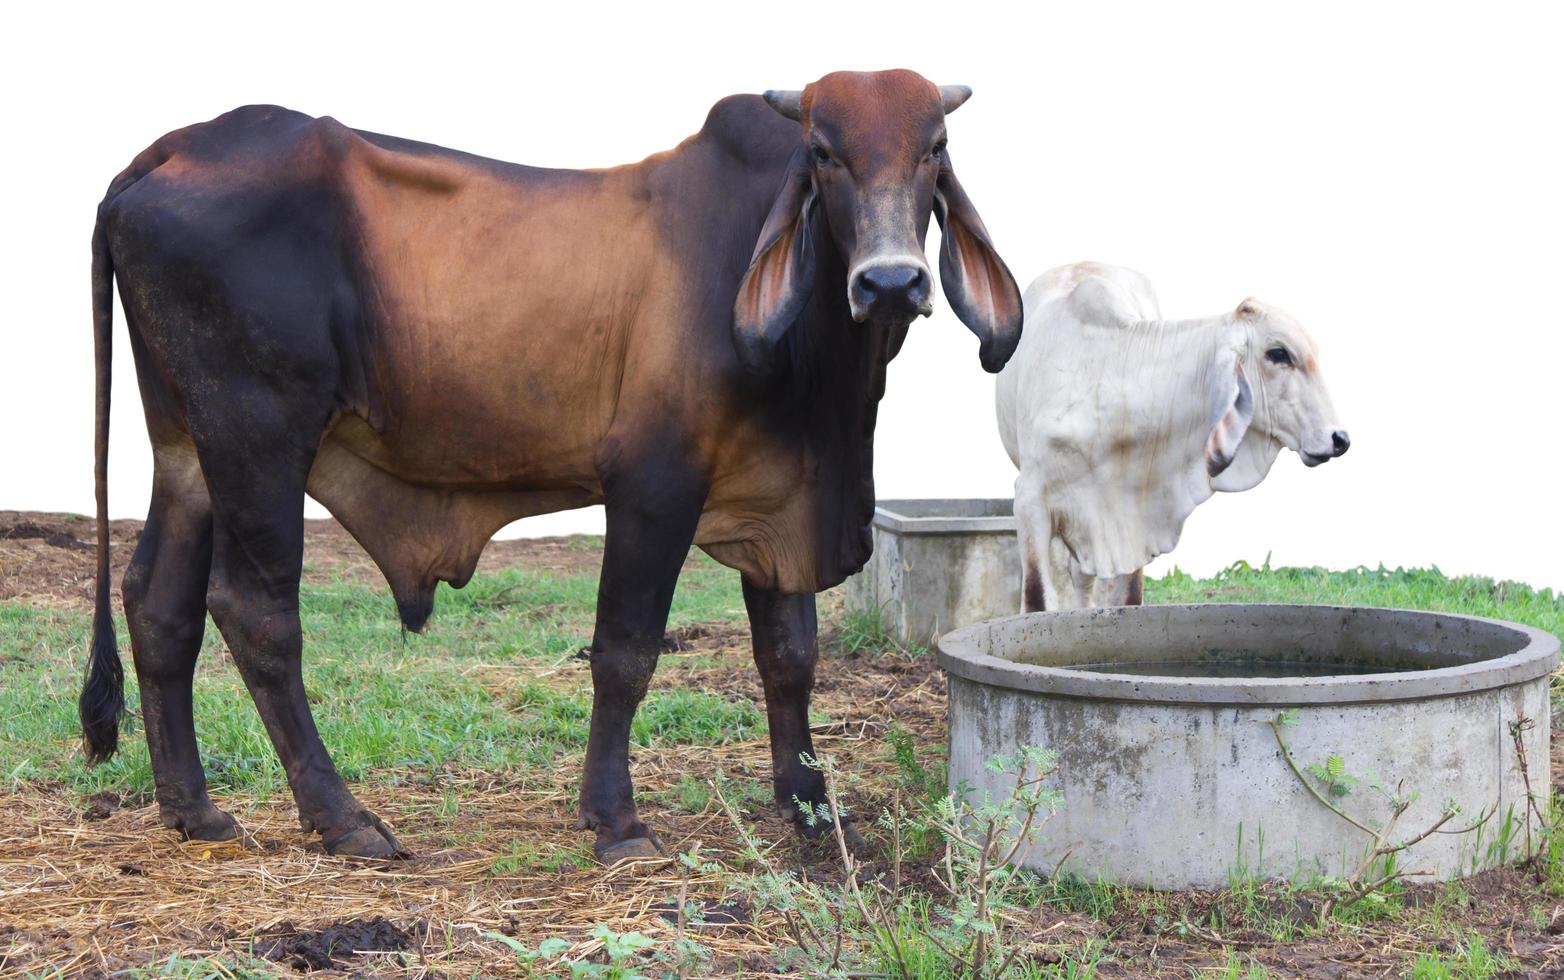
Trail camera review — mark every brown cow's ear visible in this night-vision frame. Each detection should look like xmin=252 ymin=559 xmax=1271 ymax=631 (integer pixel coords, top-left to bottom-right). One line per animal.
xmin=733 ymin=147 xmax=816 ymax=372
xmin=1204 ymin=348 xmax=1255 ymax=478
xmin=934 ymin=159 xmax=1024 ymax=373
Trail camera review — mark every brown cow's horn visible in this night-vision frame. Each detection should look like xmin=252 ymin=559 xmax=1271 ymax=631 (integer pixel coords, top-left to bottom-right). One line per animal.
xmin=939 ymin=85 xmax=973 ymax=114
xmin=764 ymin=90 xmax=804 ymax=122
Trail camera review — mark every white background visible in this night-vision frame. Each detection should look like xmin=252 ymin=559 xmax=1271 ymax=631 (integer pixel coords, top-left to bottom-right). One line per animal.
xmin=3 ymin=2 xmax=1560 ymax=589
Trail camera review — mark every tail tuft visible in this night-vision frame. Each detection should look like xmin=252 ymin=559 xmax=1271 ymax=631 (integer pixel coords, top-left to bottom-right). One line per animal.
xmin=80 ymin=596 xmax=123 ymax=763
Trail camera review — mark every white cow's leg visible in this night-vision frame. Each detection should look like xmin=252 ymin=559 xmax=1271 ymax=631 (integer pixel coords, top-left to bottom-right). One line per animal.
xmin=1046 ymin=534 xmax=1080 ymax=610
xmin=1091 ymin=574 xmax=1129 ymax=607
xmin=1089 ymin=568 xmax=1146 ymax=607
xmin=1014 ymin=467 xmax=1050 ymax=613
xmin=1070 ymin=561 xmax=1093 ymax=607
xmin=1087 ymin=577 xmax=1106 ymax=606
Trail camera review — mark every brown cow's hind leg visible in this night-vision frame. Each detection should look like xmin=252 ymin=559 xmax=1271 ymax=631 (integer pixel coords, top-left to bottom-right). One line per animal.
xmin=123 ymin=445 xmax=236 ymax=841
xmin=197 ymin=409 xmax=402 ymax=859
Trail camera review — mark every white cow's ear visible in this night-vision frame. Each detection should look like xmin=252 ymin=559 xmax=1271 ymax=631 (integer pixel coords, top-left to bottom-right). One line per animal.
xmin=1204 ymin=347 xmax=1254 ymax=478
xmin=1212 ymin=429 xmax=1283 ymax=492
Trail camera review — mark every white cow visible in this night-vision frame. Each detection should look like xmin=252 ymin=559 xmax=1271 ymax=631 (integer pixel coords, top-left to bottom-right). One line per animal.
xmin=996 ymin=262 xmax=1349 ymax=611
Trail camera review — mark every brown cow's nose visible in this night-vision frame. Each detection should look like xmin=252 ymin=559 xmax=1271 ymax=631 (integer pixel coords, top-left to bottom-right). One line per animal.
xmin=1331 ymin=430 xmax=1351 ymax=456
xmin=851 ymin=264 xmax=930 ymax=320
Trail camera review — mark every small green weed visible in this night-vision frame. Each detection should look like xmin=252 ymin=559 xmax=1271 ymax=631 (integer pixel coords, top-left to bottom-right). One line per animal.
xmin=717 ymin=747 xmax=1063 ymax=978
xmin=662 ymin=770 xmax=768 ymax=816
xmin=489 ymin=838 xmax=593 ymax=876
xmin=886 ymin=724 xmax=946 ymax=858
xmin=835 ymin=605 xmax=926 ymax=658
xmin=487 ymin=924 xmax=661 ymax=978
xmin=113 ymin=953 xmax=277 ymax=979
xmin=1408 ymin=933 xmax=1518 ymax=979
xmin=1217 ymin=949 xmax=1274 ymax=979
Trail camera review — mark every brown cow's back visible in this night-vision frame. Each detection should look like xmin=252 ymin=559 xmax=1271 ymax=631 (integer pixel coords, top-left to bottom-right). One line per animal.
xmin=339 ymin=130 xmax=661 ymax=488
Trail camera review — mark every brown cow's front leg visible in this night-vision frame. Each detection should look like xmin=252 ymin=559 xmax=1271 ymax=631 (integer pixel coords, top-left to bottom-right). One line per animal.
xmin=744 ymin=583 xmax=867 ymax=853
xmin=578 ymin=458 xmax=706 ymax=863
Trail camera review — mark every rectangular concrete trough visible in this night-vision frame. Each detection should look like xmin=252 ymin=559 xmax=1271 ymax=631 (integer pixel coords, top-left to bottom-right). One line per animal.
xmin=844 ymin=498 xmax=1020 ymax=647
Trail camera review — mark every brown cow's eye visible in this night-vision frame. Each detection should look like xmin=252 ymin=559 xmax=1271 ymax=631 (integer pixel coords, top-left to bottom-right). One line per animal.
xmin=812 ymin=144 xmax=833 ymax=166
xmin=1265 ymin=346 xmax=1294 ymax=367
xmin=928 ymin=139 xmax=947 ymax=162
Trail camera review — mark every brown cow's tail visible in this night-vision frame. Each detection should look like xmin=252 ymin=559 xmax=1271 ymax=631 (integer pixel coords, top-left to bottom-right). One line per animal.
xmin=80 ymin=212 xmax=123 ymax=764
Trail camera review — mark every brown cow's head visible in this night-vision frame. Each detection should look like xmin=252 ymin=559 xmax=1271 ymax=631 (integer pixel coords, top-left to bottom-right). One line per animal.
xmin=733 ymin=69 xmax=1023 ymax=374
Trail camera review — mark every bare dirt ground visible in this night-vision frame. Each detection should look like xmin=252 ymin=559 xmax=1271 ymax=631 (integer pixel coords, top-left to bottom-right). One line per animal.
xmin=3 ymin=512 xmax=1563 ymax=977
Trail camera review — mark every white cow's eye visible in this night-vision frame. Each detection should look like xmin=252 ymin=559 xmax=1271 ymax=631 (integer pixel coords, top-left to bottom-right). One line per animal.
xmin=1265 ymin=346 xmax=1294 ymax=368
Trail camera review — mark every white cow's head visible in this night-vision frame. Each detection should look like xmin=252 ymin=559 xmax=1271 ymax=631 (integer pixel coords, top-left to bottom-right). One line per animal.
xmin=1206 ymin=299 xmax=1350 ymax=492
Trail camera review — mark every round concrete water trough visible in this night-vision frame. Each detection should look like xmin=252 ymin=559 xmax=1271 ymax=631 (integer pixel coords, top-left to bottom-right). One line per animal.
xmin=939 ymin=605 xmax=1559 ymax=890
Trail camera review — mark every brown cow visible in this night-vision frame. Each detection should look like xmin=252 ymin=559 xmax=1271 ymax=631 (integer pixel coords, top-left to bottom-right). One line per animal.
xmin=81 ymin=69 xmax=1023 ymax=862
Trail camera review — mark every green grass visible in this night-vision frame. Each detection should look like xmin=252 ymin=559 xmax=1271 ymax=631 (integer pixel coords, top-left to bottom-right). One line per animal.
xmin=1541 ymin=794 xmax=1564 ymax=896
xmin=2 ymin=556 xmax=1558 ymax=813
xmin=1407 ymin=934 xmax=1518 ymax=979
xmin=4 ymin=557 xmax=1559 ymax=805
xmin=0 ymin=549 xmax=749 ymax=799
xmin=105 ymin=952 xmax=278 ymax=979
xmin=837 ymin=605 xmax=928 ymax=658
xmin=507 ymin=682 xmax=765 ymax=759
xmin=659 ymin=769 xmax=770 ymax=816
xmin=489 ymin=837 xmax=595 ymax=876
xmin=1150 ymin=561 xmax=1562 ymax=639
xmin=1214 ymin=951 xmax=1274 ymax=979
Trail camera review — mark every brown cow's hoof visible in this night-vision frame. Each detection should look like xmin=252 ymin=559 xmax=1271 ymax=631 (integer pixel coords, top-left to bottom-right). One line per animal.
xmin=321 ymin=812 xmax=406 ymax=859
xmin=162 ymin=803 xmax=242 ymax=843
xmin=595 ymin=834 xmax=668 ymax=865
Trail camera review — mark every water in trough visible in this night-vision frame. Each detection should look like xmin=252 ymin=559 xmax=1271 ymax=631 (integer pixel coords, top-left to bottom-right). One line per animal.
xmin=1065 ymin=658 xmax=1417 ymax=678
